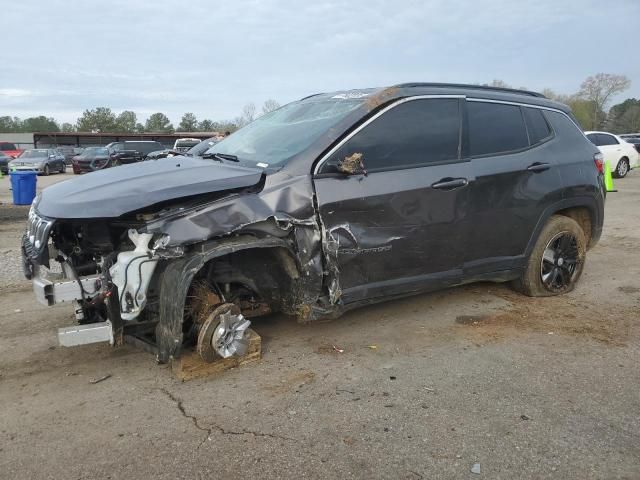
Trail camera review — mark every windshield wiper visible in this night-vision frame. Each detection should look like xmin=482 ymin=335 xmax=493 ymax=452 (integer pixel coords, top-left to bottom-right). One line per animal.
xmin=202 ymin=152 xmax=239 ymax=162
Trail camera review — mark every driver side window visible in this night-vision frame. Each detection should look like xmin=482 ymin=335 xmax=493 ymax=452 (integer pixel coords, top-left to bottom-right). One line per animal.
xmin=319 ymin=98 xmax=461 ymax=174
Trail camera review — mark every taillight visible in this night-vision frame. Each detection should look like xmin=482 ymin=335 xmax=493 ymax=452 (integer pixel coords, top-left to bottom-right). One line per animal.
xmin=594 ymin=152 xmax=604 ymax=173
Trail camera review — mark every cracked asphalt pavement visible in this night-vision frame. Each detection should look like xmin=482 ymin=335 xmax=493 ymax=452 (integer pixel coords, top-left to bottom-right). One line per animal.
xmin=1 ymin=173 xmax=639 ymax=479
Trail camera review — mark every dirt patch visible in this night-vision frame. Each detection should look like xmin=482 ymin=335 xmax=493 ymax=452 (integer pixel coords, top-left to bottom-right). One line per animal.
xmin=261 ymin=370 xmax=316 ymax=396
xmin=316 ymin=343 xmax=346 ymax=354
xmin=599 ymin=235 xmax=639 ymax=253
xmin=618 ymin=286 xmax=640 ymax=294
xmin=456 ymin=287 xmax=634 ymax=346
xmin=365 ymin=87 xmax=399 ymax=110
xmin=455 ymin=314 xmax=491 ymax=325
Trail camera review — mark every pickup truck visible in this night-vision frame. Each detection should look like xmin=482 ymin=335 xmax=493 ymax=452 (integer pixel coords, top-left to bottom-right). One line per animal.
xmin=0 ymin=142 xmax=24 ymax=158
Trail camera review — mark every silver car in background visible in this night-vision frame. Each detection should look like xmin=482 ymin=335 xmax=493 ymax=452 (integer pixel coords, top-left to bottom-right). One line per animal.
xmin=9 ymin=149 xmax=66 ymax=175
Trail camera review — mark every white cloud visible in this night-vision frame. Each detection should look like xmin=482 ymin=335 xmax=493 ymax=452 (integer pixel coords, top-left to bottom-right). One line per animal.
xmin=0 ymin=89 xmax=33 ymax=97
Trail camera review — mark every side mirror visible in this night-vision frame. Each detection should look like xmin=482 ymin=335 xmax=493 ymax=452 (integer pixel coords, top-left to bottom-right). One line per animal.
xmin=336 ymin=152 xmax=367 ymax=176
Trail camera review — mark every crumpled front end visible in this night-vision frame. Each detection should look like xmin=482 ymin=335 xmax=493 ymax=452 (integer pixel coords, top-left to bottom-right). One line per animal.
xmin=22 ymin=171 xmax=339 ymax=362
xmin=22 ymin=203 xmax=175 ymax=349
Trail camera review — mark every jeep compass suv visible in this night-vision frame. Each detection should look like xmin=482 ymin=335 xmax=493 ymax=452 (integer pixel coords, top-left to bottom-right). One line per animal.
xmin=21 ymin=83 xmax=604 ymax=364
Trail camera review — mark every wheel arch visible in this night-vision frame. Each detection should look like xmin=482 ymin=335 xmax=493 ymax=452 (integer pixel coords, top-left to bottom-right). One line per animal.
xmin=614 ymin=156 xmax=629 ymax=176
xmin=525 ymin=196 xmax=602 ymax=258
xmin=155 ymin=235 xmax=301 ymax=362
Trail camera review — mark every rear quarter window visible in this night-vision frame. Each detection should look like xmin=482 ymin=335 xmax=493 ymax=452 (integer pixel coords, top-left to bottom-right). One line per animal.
xmin=544 ymin=110 xmax=592 ymax=147
xmin=523 ymin=107 xmax=552 ymax=145
xmin=586 ymin=133 xmax=599 ymax=145
xmin=467 ymin=101 xmax=529 ymax=157
xmin=597 ymin=134 xmax=618 ymax=146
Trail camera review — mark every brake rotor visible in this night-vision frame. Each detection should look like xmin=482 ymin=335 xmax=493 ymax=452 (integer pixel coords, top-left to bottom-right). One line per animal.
xmin=197 ymin=303 xmax=251 ymax=362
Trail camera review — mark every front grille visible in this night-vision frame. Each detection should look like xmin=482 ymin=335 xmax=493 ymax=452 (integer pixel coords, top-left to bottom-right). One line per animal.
xmin=24 ymin=207 xmax=54 ymax=260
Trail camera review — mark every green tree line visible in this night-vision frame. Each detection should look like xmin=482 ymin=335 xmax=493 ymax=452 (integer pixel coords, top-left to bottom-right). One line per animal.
xmin=0 ymin=99 xmax=281 ymax=134
xmin=486 ymin=73 xmax=635 ymax=132
xmin=1 ymin=74 xmax=638 ymax=134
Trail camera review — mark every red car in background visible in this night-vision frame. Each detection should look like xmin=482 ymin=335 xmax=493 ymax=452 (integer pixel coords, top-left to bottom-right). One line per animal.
xmin=0 ymin=142 xmax=24 ymax=158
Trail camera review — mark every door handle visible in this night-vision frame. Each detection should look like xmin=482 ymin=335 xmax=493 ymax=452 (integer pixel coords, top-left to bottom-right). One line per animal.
xmin=527 ymin=162 xmax=551 ymax=172
xmin=431 ymin=178 xmax=468 ymax=190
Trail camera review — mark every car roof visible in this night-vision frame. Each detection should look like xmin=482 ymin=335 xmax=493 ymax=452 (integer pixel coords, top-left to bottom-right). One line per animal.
xmin=305 ymin=82 xmax=572 ymax=114
xmin=584 ymin=131 xmax=619 ymax=136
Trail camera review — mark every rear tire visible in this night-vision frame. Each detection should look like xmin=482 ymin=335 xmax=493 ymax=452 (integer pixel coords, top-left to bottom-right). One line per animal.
xmin=613 ymin=157 xmax=629 ymax=178
xmin=60 ymin=163 xmax=66 ymax=174
xmin=512 ymin=215 xmax=586 ymax=297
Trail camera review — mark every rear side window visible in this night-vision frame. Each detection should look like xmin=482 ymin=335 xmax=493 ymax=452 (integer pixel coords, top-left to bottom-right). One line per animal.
xmin=321 ymin=98 xmax=461 ymax=173
xmin=586 ymin=133 xmax=599 ymax=145
xmin=467 ymin=101 xmax=529 ymax=156
xmin=598 ymin=134 xmax=618 ymax=146
xmin=523 ymin=107 xmax=552 ymax=145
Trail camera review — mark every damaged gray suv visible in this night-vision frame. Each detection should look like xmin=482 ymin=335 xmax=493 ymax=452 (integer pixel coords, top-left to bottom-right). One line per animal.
xmin=22 ymin=83 xmax=605 ymax=363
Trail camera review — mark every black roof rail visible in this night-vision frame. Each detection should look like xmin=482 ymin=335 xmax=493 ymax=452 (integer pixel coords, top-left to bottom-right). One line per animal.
xmin=394 ymin=82 xmax=546 ymax=98
xmin=299 ymin=93 xmax=322 ymax=101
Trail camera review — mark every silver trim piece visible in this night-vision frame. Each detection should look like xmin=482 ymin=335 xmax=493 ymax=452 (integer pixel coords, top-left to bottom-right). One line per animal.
xmin=33 ymin=273 xmax=101 ymax=306
xmin=58 ymin=322 xmax=113 ymax=347
xmin=313 ymin=94 xmax=584 ymax=175
xmin=466 ymin=97 xmax=587 ymax=137
xmin=26 ymin=207 xmax=54 ymax=253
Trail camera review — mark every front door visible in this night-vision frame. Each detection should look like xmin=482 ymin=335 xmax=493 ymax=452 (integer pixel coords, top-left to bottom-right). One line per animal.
xmin=313 ymin=97 xmax=472 ymax=304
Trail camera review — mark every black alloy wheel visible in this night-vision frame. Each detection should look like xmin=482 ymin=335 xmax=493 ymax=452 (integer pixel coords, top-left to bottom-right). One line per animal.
xmin=540 ymin=232 xmax=580 ymax=293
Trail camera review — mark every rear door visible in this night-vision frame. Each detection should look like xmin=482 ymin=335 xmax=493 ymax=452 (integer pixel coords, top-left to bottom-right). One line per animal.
xmin=313 ymin=97 xmax=472 ymax=303
xmin=463 ymin=100 xmax=563 ymax=276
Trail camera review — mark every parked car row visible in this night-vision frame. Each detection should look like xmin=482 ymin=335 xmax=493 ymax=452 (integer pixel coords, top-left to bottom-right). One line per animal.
xmin=1 ymin=137 xmax=224 ymax=175
xmin=145 ymin=137 xmax=220 ymax=161
xmin=71 ymin=138 xmax=221 ymax=173
xmin=70 ymin=141 xmax=163 ymax=173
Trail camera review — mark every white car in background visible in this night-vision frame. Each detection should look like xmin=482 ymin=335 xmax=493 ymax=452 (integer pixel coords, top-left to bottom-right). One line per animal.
xmin=172 ymin=138 xmax=202 ymax=152
xmin=585 ymin=131 xmax=640 ymax=178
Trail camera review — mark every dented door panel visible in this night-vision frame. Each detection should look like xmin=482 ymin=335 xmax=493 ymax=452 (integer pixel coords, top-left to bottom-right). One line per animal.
xmin=314 ymin=161 xmax=472 ymax=303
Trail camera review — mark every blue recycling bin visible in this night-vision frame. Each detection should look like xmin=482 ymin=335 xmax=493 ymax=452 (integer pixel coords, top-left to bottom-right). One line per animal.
xmin=10 ymin=171 xmax=38 ymax=205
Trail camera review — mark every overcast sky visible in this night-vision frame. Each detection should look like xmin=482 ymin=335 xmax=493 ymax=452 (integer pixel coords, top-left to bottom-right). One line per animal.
xmin=2 ymin=0 xmax=639 ymax=125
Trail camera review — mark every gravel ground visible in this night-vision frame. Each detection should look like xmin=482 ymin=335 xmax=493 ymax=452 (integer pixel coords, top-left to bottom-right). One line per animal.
xmin=0 ymin=172 xmax=639 ymax=479
xmin=0 ymin=222 xmax=27 ymax=289
xmin=0 ymin=172 xmax=72 ymax=289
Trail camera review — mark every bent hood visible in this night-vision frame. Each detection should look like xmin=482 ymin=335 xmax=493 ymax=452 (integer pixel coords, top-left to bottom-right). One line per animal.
xmin=37 ymin=156 xmax=264 ymax=219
